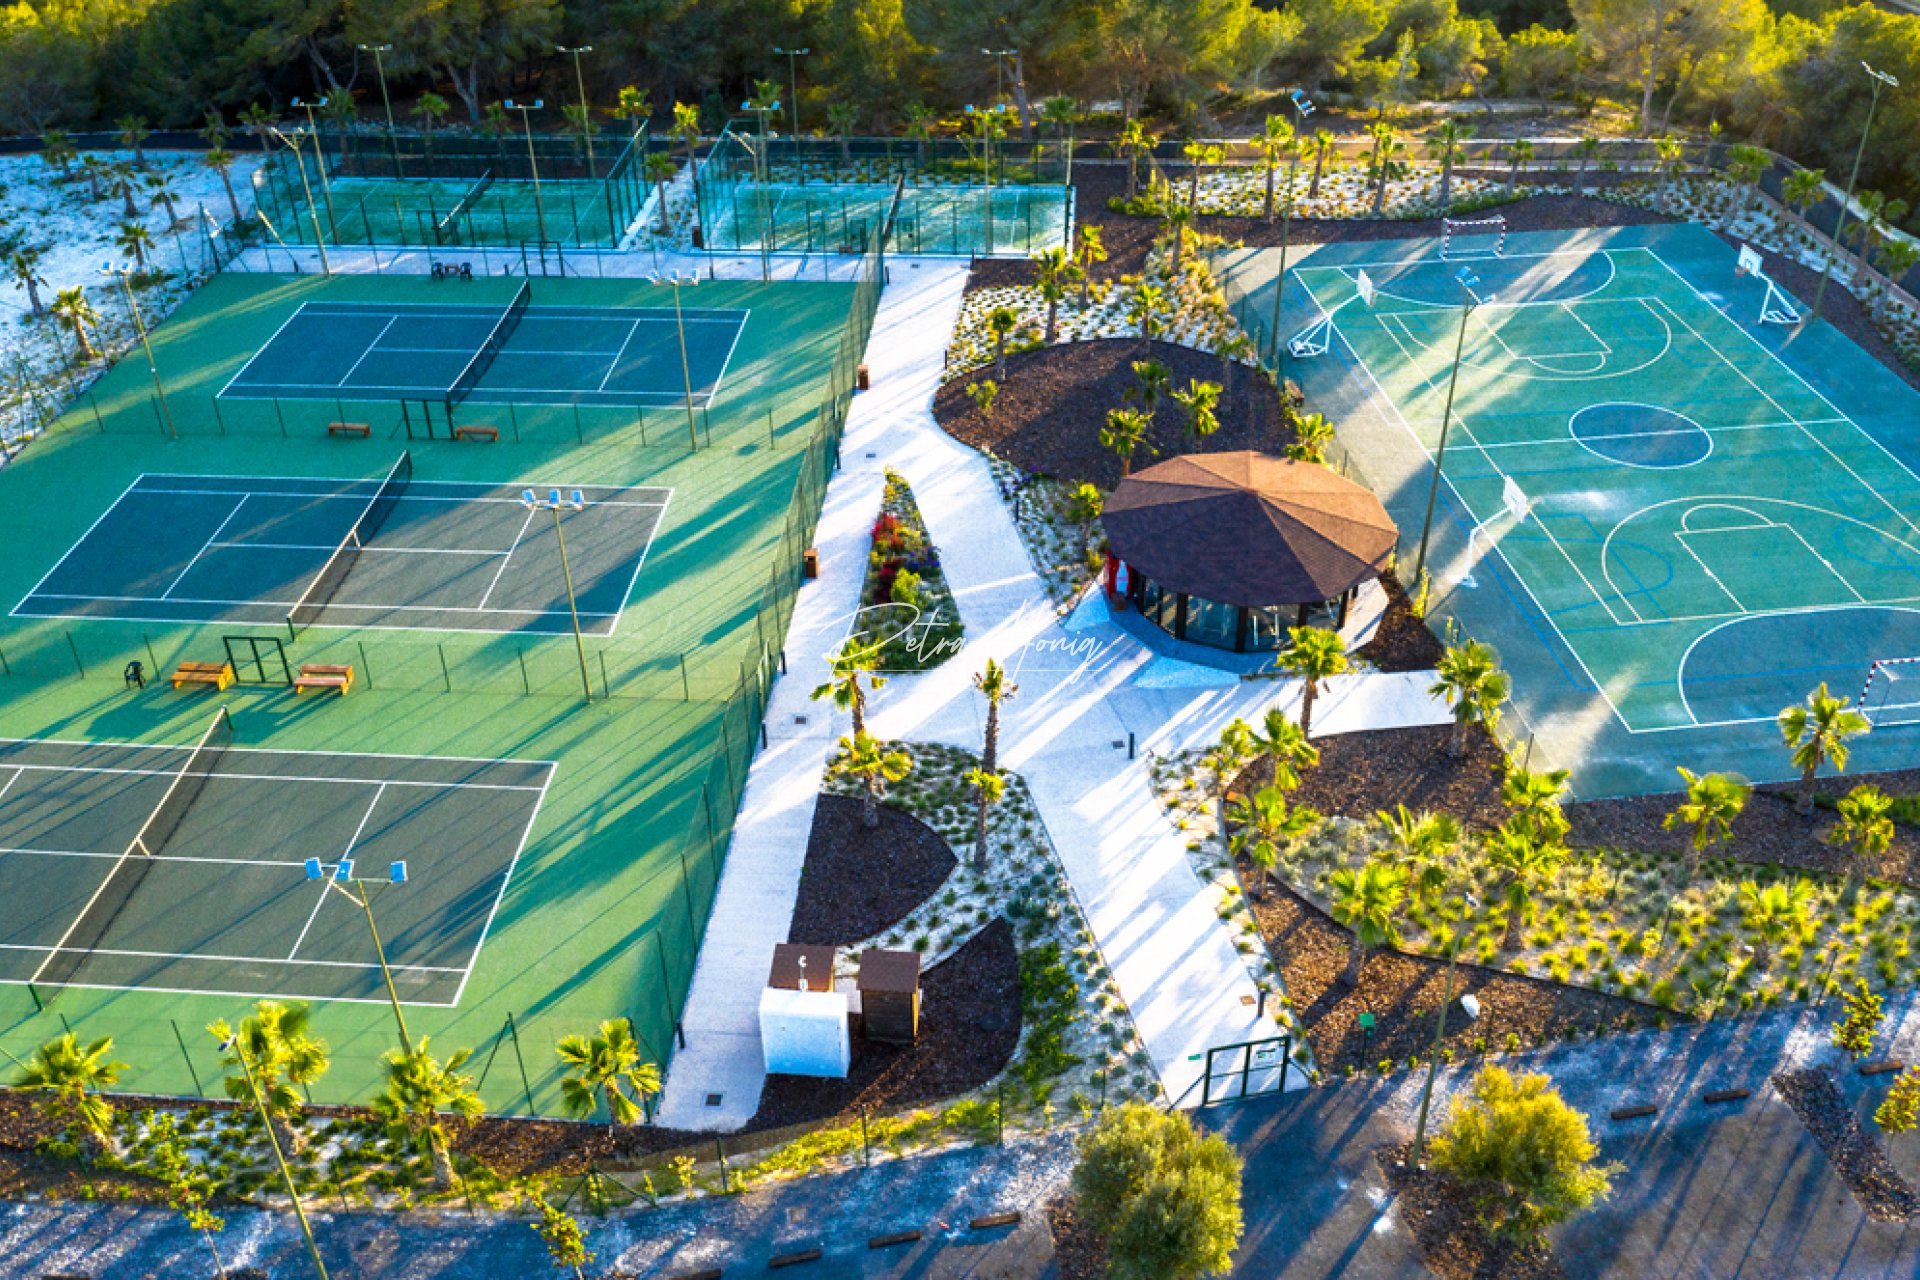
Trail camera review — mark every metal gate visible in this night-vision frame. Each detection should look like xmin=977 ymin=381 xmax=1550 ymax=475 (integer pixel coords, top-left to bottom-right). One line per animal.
xmin=1196 ymin=1034 xmax=1294 ymax=1107
xmin=222 ymin=635 xmax=293 ymax=686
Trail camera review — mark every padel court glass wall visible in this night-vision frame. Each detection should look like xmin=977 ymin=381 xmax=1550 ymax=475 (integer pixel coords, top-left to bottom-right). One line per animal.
xmin=251 ymin=127 xmax=651 ymax=250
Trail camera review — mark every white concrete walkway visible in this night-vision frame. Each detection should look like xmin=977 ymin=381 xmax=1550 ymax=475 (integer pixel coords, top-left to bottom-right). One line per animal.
xmin=659 ymin=257 xmax=1453 ymax=1127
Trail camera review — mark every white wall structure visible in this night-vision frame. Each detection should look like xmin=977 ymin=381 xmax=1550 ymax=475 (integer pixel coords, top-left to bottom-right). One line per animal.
xmin=758 ymin=986 xmax=851 ymax=1078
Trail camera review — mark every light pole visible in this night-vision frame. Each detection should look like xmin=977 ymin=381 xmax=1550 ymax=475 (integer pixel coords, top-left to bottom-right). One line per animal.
xmin=646 ymin=271 xmax=702 ymax=450
xmin=773 ymin=47 xmax=809 ymax=140
xmin=269 ymin=127 xmax=331 ymax=275
xmin=305 ymin=857 xmax=411 ymax=1050
xmin=504 ymin=99 xmax=549 ymax=242
xmin=742 ymin=92 xmax=780 ymax=280
xmin=99 ymin=261 xmax=176 ymax=439
xmin=557 ymin=45 xmax=597 ymax=179
xmin=1413 ymin=267 xmax=1490 ymax=586
xmin=981 ymin=48 xmax=1016 ymax=110
xmin=1408 ymin=919 xmax=1471 ymax=1170
xmin=288 ymin=98 xmax=341 ymax=240
xmin=522 ymin=488 xmax=594 ymax=704
xmin=356 ymin=44 xmax=399 ymax=175
xmin=1271 ymin=89 xmax=1316 ymax=370
xmin=221 ymin=1030 xmax=330 ymax=1280
xmin=1810 ymin=61 xmax=1899 ymax=323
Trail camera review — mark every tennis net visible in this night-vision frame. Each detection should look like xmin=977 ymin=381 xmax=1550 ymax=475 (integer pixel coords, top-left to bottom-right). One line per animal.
xmin=448 ymin=282 xmax=532 ymax=407
xmin=286 ymin=450 xmax=414 ymax=636
xmin=30 ymin=707 xmax=234 ymax=993
xmin=435 ymin=170 xmax=495 ymax=244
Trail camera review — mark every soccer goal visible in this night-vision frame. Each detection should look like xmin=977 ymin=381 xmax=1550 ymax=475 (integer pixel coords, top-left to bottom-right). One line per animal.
xmin=1441 ymin=215 xmax=1506 ymax=260
xmin=1857 ymin=657 xmax=1920 ymax=727
xmin=1736 ymin=243 xmax=1801 ymax=327
xmin=1290 ymin=268 xmax=1375 ymax=358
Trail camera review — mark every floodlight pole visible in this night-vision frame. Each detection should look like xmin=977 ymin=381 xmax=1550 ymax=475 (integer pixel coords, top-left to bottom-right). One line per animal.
xmin=523 ymin=491 xmax=594 ymax=704
xmin=1413 ymin=272 xmax=1487 ymax=585
xmin=101 ymin=263 xmax=176 ymax=439
xmin=1810 ymin=61 xmax=1898 ymax=323
xmin=648 ymin=272 xmax=702 ymax=450
xmin=1407 ymin=936 xmax=1463 ymax=1169
xmin=505 ymin=99 xmax=549 ymax=242
xmin=1271 ymin=92 xmax=1314 ymax=371
xmin=272 ymin=128 xmax=331 ymax=276
xmin=982 ymin=48 xmax=1016 ymax=110
xmin=225 ymin=1034 xmax=330 ymax=1280
xmin=316 ymin=867 xmax=412 ymax=1051
xmin=773 ymin=48 xmax=809 ymax=139
xmin=289 ymin=99 xmax=340 ymax=241
xmin=558 ymin=45 xmax=597 ymax=179
xmin=356 ymin=44 xmax=400 ymax=175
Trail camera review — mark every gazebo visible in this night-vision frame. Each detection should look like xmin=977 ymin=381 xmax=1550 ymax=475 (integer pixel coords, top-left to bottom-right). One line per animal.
xmin=1101 ymin=451 xmax=1398 ymax=653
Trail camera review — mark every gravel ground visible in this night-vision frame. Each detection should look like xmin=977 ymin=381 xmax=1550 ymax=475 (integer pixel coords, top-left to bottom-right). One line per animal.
xmin=788 ymin=795 xmax=958 ymax=945
xmin=1773 ymin=1067 xmax=1920 ymax=1222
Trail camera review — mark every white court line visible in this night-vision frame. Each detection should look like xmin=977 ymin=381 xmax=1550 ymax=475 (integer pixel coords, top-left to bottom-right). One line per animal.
xmin=1468 ymin=418 xmax=1851 ymax=450
xmin=0 ymin=760 xmax=546 ymax=792
xmin=9 ymin=481 xmax=143 ymax=618
xmin=0 ymin=846 xmax=323 ymax=869
xmin=159 ymin=496 xmax=250 ymax=600
xmin=216 ymin=304 xmax=310 ymax=399
xmin=1677 ymin=522 xmax=1865 ymax=606
xmin=477 ymin=506 xmax=539 ymax=610
xmin=337 ymin=316 xmax=400 ymax=387
xmin=0 ymin=733 xmax=555 ymax=769
xmin=450 ymin=764 xmax=554 ymax=1006
xmin=22 ymin=590 xmax=619 ymax=616
xmin=602 ymin=486 xmax=674 ymax=639
xmin=139 ymin=484 xmax=668 ymax=509
xmin=287 ymin=782 xmax=387 ymax=961
xmin=0 ymin=940 xmax=464 ymax=974
xmin=598 ymin=319 xmax=645 ymax=393
xmin=1669 ymin=530 xmax=1749 ymax=613
xmin=0 ymin=770 xmax=23 ymax=808
xmin=210 ymin=540 xmax=509 ymax=557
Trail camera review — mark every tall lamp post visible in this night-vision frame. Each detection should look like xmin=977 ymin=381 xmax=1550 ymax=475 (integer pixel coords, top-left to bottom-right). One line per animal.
xmin=1810 ymin=61 xmax=1899 ymax=323
xmin=304 ymin=857 xmax=411 ymax=1050
xmin=356 ymin=43 xmax=400 ymax=175
xmin=288 ymin=98 xmax=342 ymax=241
xmin=557 ymin=45 xmax=597 ymax=179
xmin=1270 ymin=89 xmax=1316 ymax=370
xmin=645 ymin=271 xmax=702 ymax=450
xmin=981 ymin=48 xmax=1016 ymax=110
xmin=504 ymin=99 xmax=549 ymax=242
xmin=269 ymin=127 xmax=331 ymax=275
xmin=522 ymin=488 xmax=594 ymax=705
xmin=99 ymin=261 xmax=176 ymax=439
xmin=221 ymin=1030 xmax=330 ymax=1279
xmin=773 ymin=47 xmax=809 ymax=140
xmin=1413 ymin=267 xmax=1491 ymax=585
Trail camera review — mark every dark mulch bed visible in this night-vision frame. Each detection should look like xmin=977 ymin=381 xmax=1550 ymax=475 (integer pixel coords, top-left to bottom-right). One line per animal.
xmin=747 ymin=919 xmax=1022 ymax=1132
xmin=1046 ymin=1193 xmax=1109 ymax=1280
xmin=1243 ymin=723 xmax=1511 ymax=831
xmin=1774 ymin=1067 xmax=1920 ymax=1221
xmin=935 ymin=337 xmax=1289 ymax=491
xmin=1240 ymin=873 xmax=1651 ymax=1078
xmin=454 ymin=1112 xmax=706 ymax=1177
xmin=1356 ymin=573 xmax=1444 ymax=673
xmin=1379 ymin=1141 xmax=1566 ymax=1280
xmin=789 ymin=795 xmax=957 ymax=946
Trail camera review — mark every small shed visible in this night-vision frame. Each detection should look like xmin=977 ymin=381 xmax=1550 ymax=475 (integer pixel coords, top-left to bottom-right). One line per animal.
xmin=858 ymin=949 xmax=922 ymax=1044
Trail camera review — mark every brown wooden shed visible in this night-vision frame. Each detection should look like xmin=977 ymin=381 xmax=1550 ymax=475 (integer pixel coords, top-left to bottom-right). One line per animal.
xmin=857 ymin=949 xmax=922 ymax=1044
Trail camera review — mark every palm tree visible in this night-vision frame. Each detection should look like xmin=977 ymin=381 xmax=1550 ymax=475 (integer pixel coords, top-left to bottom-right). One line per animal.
xmin=1826 ymin=784 xmax=1895 ymax=895
xmin=52 ymin=286 xmax=100 ymax=360
xmin=1227 ymin=785 xmax=1317 ymax=898
xmin=1374 ymin=805 xmax=1459 ymax=903
xmin=14 ymin=1033 xmax=126 ymax=1160
xmin=1306 ymin=130 xmax=1338 ymax=201
xmin=1484 ymin=823 xmax=1566 ymax=950
xmin=1183 ymin=141 xmax=1223 ymax=211
xmin=1284 ymin=411 xmax=1335 ymax=464
xmin=612 ymin=86 xmax=652 ymax=139
xmin=1848 ymin=191 xmax=1908 ymax=289
xmin=39 ymin=129 xmax=75 ymax=177
xmin=1074 ymin=224 xmax=1107 ymax=308
xmin=373 ymin=1039 xmax=483 ymax=1192
xmin=1570 ymin=135 xmax=1602 ymax=197
xmin=321 ymin=89 xmax=355 ymax=167
xmin=1501 ymin=767 xmax=1570 ymax=844
xmin=1248 ymin=706 xmax=1318 ymax=791
xmin=1170 ymin=379 xmax=1221 ymax=446
xmin=416 ymin=92 xmax=450 ymax=176
xmin=144 ymin=170 xmax=182 ymax=227
xmin=645 ymin=152 xmax=677 ymax=231
xmin=111 ymin=162 xmax=140 ymax=218
xmin=1032 ymin=246 xmax=1077 ymax=343
xmin=826 ymin=103 xmax=858 ymax=167
xmin=1326 ymin=861 xmax=1406 ymax=985
xmin=1661 ymin=767 xmax=1748 ymax=878
xmin=986 ymin=306 xmax=1020 ymax=379
xmin=678 ymin=101 xmax=711 ymax=200
xmin=1430 ymin=639 xmax=1510 ymax=757
xmin=1276 ymin=626 xmax=1348 ymax=735
xmin=811 ymin=648 xmax=885 ymax=737
xmin=1503 ymin=138 xmax=1534 ymax=197
xmin=556 ymin=1019 xmax=661 ymax=1131
xmin=1429 ymin=120 xmax=1474 ymax=211
xmin=1366 ymin=123 xmax=1404 ymax=216
xmin=903 ymin=102 xmax=936 ymax=169
xmin=210 ymin=1001 xmax=329 ymax=1155
xmin=1162 ymin=203 xmax=1194 ymax=268
xmin=8 ymin=246 xmax=46 ymax=318
xmin=1782 ymin=167 xmax=1826 ymax=235
xmin=832 ymin=732 xmax=913 ymax=828
xmin=1726 ymin=143 xmax=1770 ymax=213
xmin=1780 ymin=683 xmax=1871 ymax=815
xmin=972 ymin=658 xmax=1018 ymax=868
xmin=1100 ymin=408 xmax=1152 ymax=477
xmin=116 ymin=114 xmax=151 ymax=167
xmin=1210 ymin=717 xmax=1256 ymax=813
xmin=114 ymin=221 xmax=154 ymax=273
xmin=1041 ymin=94 xmax=1078 ymax=181
xmin=1738 ymin=879 xmax=1813 ymax=969
xmin=1128 ymin=358 xmax=1171 ymax=422
xmin=1127 ymin=283 xmax=1167 ymax=353
xmin=239 ymin=102 xmax=275 ymax=156
xmin=1876 ymin=238 xmax=1920 ymax=290
xmin=1254 ymin=115 xmax=1297 ymax=222
xmin=203 ymin=146 xmax=243 ymax=224
xmin=1116 ymin=118 xmax=1156 ymax=198
xmin=1065 ymin=481 xmax=1102 ymax=563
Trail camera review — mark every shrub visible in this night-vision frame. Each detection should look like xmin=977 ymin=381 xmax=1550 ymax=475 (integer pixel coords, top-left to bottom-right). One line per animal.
xmin=1429 ymin=1065 xmax=1619 ymax=1239
xmin=1071 ymin=1104 xmax=1243 ymax=1280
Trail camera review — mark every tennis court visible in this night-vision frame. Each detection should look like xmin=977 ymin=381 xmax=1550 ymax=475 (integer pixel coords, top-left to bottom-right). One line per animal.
xmin=1216 ymin=224 xmax=1920 ymax=792
xmin=13 ymin=465 xmax=669 ymax=635
xmin=696 ymin=179 xmax=1072 ymax=256
xmin=219 ymin=293 xmax=747 ymax=411
xmin=0 ymin=710 xmax=550 ymax=1005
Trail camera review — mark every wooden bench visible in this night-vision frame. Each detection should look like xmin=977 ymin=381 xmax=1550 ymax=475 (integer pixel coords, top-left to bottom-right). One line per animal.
xmin=453 ymin=424 xmax=499 ymax=443
xmin=172 ymin=661 xmax=234 ymax=691
xmin=327 ymin=421 xmax=371 ymax=439
xmin=294 ymin=663 xmax=355 ymax=696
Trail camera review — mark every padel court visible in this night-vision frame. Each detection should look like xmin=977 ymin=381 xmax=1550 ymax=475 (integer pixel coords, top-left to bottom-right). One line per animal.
xmin=13 ymin=464 xmax=670 ymax=635
xmin=218 ymin=294 xmax=747 ymax=410
xmin=0 ymin=712 xmax=551 ymax=1005
xmin=1221 ymin=229 xmax=1920 ymax=740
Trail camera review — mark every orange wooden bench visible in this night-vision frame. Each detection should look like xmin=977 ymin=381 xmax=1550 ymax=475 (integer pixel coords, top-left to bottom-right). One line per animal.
xmin=327 ymin=421 xmax=371 ymax=439
xmin=294 ymin=663 xmax=355 ymax=695
xmin=453 ymin=424 xmax=499 ymax=443
xmin=172 ymin=661 xmax=234 ymax=691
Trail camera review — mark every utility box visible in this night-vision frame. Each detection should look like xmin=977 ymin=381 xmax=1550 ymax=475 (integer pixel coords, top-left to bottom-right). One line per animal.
xmin=761 ymin=943 xmax=849 ymax=1078
xmin=858 ymin=948 xmax=921 ymax=1045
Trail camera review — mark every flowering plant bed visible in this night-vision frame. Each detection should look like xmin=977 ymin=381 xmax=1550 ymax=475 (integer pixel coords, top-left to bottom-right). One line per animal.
xmin=857 ymin=469 xmax=963 ymax=671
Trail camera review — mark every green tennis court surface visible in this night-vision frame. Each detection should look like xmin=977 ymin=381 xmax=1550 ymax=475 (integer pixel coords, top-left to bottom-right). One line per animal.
xmin=0 ymin=724 xmax=549 ymax=1005
xmin=261 ymin=175 xmax=635 ymax=249
xmin=14 ymin=471 xmax=668 ymax=634
xmin=220 ymin=298 xmax=745 ymax=410
xmin=1217 ymin=224 xmax=1920 ymax=796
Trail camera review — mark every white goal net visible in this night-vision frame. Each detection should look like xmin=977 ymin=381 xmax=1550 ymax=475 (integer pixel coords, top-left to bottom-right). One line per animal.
xmin=1441 ymin=215 xmax=1507 ymax=260
xmin=1858 ymin=657 xmax=1920 ymax=726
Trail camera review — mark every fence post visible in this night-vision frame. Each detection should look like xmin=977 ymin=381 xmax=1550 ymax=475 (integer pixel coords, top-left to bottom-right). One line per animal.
xmin=861 ymin=1111 xmax=871 ymax=1165
xmin=507 ymin=1012 xmax=536 ymax=1115
xmin=995 ymin=1081 xmax=1005 ymax=1145
xmin=170 ymin=1019 xmax=205 ymax=1095
xmin=715 ymin=1135 xmax=731 ymax=1193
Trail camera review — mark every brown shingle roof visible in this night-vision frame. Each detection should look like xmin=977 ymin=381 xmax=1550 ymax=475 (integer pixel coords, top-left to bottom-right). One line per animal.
xmin=1100 ymin=452 xmax=1397 ymax=608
